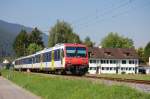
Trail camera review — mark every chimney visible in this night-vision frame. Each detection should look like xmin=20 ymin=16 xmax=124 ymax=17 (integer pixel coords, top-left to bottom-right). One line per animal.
xmin=99 ymin=45 xmax=102 ymax=48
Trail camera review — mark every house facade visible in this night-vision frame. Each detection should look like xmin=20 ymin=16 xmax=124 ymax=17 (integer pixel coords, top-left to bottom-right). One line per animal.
xmin=88 ymin=47 xmax=139 ymax=74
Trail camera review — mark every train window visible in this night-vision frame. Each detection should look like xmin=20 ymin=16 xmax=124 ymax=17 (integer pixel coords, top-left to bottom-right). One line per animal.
xmin=35 ymin=55 xmax=40 ymax=63
xmin=32 ymin=57 xmax=34 ymax=63
xmin=43 ymin=53 xmax=48 ymax=62
xmin=66 ymin=47 xmax=76 ymax=57
xmin=57 ymin=49 xmax=60 ymax=60
xmin=49 ymin=52 xmax=51 ymax=61
xmin=77 ymin=47 xmax=86 ymax=57
xmin=28 ymin=58 xmax=32 ymax=64
xmin=54 ymin=50 xmax=57 ymax=61
xmin=54 ymin=49 xmax=60 ymax=61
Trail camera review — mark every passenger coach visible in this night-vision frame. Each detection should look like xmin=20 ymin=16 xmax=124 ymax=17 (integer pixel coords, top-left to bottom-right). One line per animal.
xmin=14 ymin=43 xmax=89 ymax=75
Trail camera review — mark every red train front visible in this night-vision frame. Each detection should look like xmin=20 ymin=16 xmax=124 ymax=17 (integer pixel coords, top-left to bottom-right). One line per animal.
xmin=63 ymin=44 xmax=89 ymax=75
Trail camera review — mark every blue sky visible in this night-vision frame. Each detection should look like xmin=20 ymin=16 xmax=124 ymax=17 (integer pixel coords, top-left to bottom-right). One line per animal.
xmin=0 ymin=0 xmax=150 ymax=48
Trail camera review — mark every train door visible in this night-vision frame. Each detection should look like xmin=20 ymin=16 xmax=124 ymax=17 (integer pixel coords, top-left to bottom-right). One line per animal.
xmin=60 ymin=49 xmax=64 ymax=65
xmin=40 ymin=54 xmax=43 ymax=70
xmin=51 ymin=50 xmax=55 ymax=70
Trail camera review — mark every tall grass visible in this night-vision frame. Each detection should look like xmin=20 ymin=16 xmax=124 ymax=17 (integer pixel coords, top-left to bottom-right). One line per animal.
xmin=1 ymin=70 xmax=150 ymax=99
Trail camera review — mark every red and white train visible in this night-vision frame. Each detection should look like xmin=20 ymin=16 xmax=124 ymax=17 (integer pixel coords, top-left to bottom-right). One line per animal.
xmin=14 ymin=43 xmax=89 ymax=75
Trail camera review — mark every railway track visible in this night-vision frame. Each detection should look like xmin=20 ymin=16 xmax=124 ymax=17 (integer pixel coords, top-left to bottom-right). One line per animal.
xmin=84 ymin=74 xmax=150 ymax=85
xmin=21 ymin=71 xmax=150 ymax=85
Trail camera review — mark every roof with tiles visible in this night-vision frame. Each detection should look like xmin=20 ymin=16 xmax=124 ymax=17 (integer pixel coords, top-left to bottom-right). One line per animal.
xmin=88 ymin=47 xmax=139 ymax=59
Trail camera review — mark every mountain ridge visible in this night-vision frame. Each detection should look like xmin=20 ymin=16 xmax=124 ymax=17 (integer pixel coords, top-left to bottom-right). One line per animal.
xmin=0 ymin=19 xmax=48 ymax=57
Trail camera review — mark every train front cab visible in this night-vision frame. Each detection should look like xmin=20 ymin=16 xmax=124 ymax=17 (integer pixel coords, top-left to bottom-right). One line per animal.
xmin=63 ymin=44 xmax=89 ymax=75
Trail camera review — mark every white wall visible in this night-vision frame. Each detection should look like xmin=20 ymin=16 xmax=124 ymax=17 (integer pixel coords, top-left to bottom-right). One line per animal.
xmin=88 ymin=58 xmax=139 ymax=74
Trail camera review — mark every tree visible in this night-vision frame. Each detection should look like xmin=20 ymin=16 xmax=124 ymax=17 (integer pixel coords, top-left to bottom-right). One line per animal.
xmin=144 ymin=41 xmax=150 ymax=62
xmin=13 ymin=30 xmax=28 ymax=57
xmin=100 ymin=32 xmax=134 ymax=48
xmin=27 ymin=43 xmax=43 ymax=54
xmin=137 ymin=47 xmax=146 ymax=64
xmin=48 ymin=20 xmax=81 ymax=47
xmin=13 ymin=28 xmax=45 ymax=57
xmin=83 ymin=36 xmax=94 ymax=47
xmin=28 ymin=27 xmax=44 ymax=48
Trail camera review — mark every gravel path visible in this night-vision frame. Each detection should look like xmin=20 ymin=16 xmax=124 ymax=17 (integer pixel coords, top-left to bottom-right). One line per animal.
xmin=0 ymin=76 xmax=41 ymax=99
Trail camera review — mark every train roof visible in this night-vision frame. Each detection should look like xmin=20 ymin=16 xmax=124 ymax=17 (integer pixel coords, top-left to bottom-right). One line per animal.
xmin=64 ymin=43 xmax=86 ymax=47
xmin=14 ymin=43 xmax=87 ymax=61
xmin=15 ymin=54 xmax=35 ymax=61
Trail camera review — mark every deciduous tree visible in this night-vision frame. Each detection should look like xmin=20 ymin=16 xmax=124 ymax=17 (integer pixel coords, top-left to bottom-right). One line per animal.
xmin=144 ymin=41 xmax=150 ymax=62
xmin=100 ymin=32 xmax=134 ymax=48
xmin=48 ymin=20 xmax=81 ymax=47
xmin=13 ymin=30 xmax=28 ymax=56
xmin=28 ymin=27 xmax=44 ymax=48
xmin=83 ymin=36 xmax=94 ymax=47
xmin=27 ymin=43 xmax=43 ymax=54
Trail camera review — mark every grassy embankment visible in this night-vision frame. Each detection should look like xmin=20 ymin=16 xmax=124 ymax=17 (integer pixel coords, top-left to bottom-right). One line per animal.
xmin=1 ymin=70 xmax=150 ymax=99
xmin=96 ymin=74 xmax=150 ymax=81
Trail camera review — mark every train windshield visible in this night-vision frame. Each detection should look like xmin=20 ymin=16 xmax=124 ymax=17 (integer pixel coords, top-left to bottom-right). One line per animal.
xmin=66 ymin=47 xmax=86 ymax=57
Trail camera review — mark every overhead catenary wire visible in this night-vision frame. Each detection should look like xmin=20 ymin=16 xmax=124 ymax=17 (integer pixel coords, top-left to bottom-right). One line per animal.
xmin=72 ymin=0 xmax=136 ymax=30
xmin=40 ymin=0 xmax=150 ymax=33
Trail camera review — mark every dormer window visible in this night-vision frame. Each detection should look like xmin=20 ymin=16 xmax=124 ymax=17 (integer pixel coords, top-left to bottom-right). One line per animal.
xmin=104 ymin=52 xmax=111 ymax=56
xmin=124 ymin=52 xmax=130 ymax=56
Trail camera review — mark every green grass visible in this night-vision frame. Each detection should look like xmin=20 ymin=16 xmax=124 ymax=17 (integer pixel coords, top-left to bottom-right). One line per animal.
xmin=96 ymin=74 xmax=150 ymax=81
xmin=1 ymin=70 xmax=150 ymax=99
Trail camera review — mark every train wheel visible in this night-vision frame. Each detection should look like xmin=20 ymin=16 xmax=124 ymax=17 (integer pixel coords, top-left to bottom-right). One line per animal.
xmin=59 ymin=69 xmax=66 ymax=75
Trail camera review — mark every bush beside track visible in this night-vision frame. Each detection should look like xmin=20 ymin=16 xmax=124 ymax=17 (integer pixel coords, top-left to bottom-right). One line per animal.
xmin=1 ymin=70 xmax=150 ymax=99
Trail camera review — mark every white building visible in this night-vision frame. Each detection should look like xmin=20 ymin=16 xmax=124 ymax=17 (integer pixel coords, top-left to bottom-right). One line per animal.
xmin=88 ymin=47 xmax=139 ymax=74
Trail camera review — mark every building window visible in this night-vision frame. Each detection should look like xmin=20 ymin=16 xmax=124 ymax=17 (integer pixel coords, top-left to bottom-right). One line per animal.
xmin=90 ymin=60 xmax=92 ymax=63
xmin=122 ymin=60 xmax=126 ymax=64
xmin=132 ymin=68 xmax=135 ymax=70
xmin=90 ymin=67 xmax=96 ymax=70
xmin=90 ymin=60 xmax=96 ymax=63
xmin=103 ymin=60 xmax=106 ymax=64
xmin=102 ymin=67 xmax=104 ymax=70
xmin=110 ymin=67 xmax=112 ymax=70
xmin=135 ymin=60 xmax=138 ymax=64
xmin=101 ymin=60 xmax=103 ymax=64
xmin=113 ymin=60 xmax=117 ymax=64
xmin=106 ymin=60 xmax=109 ymax=64
xmin=114 ymin=67 xmax=116 ymax=70
xmin=129 ymin=60 xmax=134 ymax=64
xmin=93 ymin=60 xmax=96 ymax=63
xmin=106 ymin=67 xmax=109 ymax=70
xmin=129 ymin=67 xmax=131 ymax=71
xmin=110 ymin=60 xmax=112 ymax=64
xmin=97 ymin=60 xmax=100 ymax=64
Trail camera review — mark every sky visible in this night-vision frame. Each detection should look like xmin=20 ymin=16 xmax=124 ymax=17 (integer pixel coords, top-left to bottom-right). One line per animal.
xmin=0 ymin=0 xmax=150 ymax=48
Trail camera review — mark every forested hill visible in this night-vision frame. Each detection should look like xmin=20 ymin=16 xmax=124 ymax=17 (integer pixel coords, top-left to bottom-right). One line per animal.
xmin=0 ymin=19 xmax=48 ymax=57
